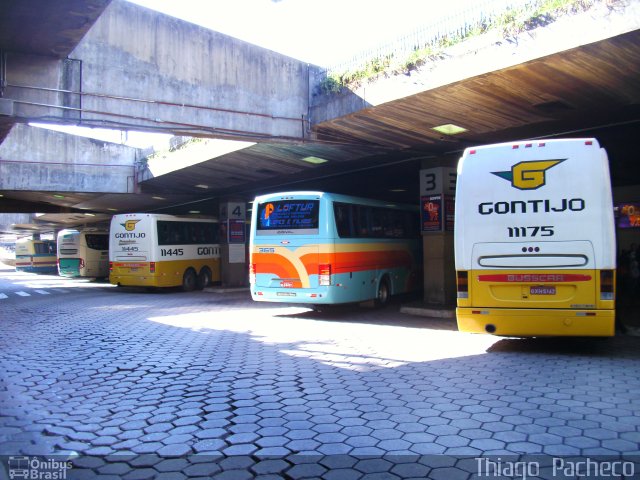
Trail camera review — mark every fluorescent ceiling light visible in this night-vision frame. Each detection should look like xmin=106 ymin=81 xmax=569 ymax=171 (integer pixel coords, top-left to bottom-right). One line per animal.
xmin=194 ymin=184 xmax=209 ymax=189
xmin=107 ymin=208 xmax=117 ymax=211
xmin=84 ymin=213 xmax=95 ymax=216
xmin=152 ymin=196 xmax=166 ymax=200
xmin=301 ymin=156 xmax=328 ymax=164
xmin=189 ymin=210 xmax=200 ymax=214
xmin=432 ymin=124 xmax=467 ymax=135
xmin=389 ymin=188 xmax=406 ymax=192
xmin=53 ymin=194 xmax=65 ymax=199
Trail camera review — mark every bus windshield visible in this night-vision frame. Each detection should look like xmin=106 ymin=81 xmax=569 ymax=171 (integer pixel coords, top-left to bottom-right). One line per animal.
xmin=256 ymin=199 xmax=319 ymax=234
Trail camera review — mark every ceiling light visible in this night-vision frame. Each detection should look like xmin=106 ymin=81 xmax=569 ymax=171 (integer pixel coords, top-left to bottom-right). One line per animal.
xmin=107 ymin=208 xmax=117 ymax=212
xmin=389 ymin=188 xmax=406 ymax=192
xmin=84 ymin=213 xmax=95 ymax=216
xmin=195 ymin=184 xmax=209 ymax=189
xmin=301 ymin=156 xmax=328 ymax=164
xmin=53 ymin=194 xmax=65 ymax=199
xmin=189 ymin=210 xmax=200 ymax=214
xmin=152 ymin=196 xmax=166 ymax=200
xmin=432 ymin=124 xmax=467 ymax=135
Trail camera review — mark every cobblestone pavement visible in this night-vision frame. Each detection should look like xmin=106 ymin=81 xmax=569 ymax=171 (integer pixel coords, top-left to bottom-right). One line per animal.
xmin=1 ymin=274 xmax=639 ymax=479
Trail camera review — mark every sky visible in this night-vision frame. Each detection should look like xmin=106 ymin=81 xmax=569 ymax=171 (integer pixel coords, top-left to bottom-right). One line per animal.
xmin=126 ymin=0 xmax=466 ymax=66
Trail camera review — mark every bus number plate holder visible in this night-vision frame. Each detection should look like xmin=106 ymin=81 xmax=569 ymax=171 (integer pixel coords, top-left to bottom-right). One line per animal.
xmin=530 ymin=286 xmax=556 ymax=295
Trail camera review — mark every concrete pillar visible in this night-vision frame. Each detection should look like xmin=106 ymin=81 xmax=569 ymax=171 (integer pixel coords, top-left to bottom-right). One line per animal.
xmin=218 ymin=200 xmax=248 ymax=288
xmin=420 ymin=156 xmax=458 ymax=307
xmin=422 ymin=232 xmax=456 ymax=306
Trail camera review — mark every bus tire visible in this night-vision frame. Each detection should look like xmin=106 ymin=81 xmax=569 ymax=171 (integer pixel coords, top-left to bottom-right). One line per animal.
xmin=375 ymin=277 xmax=390 ymax=307
xmin=182 ymin=269 xmax=197 ymax=292
xmin=196 ymin=268 xmax=211 ymax=290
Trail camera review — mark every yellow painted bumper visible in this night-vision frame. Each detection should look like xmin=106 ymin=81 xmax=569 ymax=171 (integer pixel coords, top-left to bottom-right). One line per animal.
xmin=457 ymin=307 xmax=615 ymax=337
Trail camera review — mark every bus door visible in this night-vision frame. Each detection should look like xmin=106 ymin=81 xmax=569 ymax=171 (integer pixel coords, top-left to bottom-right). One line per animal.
xmin=470 ymin=241 xmax=597 ymax=309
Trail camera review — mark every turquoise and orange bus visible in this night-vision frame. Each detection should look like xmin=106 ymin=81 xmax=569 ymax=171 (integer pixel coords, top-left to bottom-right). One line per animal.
xmin=249 ymin=191 xmax=421 ymax=306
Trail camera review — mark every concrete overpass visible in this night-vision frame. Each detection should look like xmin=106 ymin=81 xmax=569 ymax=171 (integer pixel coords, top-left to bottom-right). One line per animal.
xmin=1 ymin=0 xmax=639 ymax=218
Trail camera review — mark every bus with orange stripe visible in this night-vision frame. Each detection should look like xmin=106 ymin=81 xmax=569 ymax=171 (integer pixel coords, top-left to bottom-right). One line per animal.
xmin=454 ymin=138 xmax=616 ymax=336
xmin=249 ymin=192 xmax=421 ymax=306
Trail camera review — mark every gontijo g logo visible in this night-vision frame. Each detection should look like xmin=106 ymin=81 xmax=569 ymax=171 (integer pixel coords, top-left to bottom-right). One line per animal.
xmin=492 ymin=159 xmax=565 ymax=190
xmin=120 ymin=219 xmax=140 ymax=231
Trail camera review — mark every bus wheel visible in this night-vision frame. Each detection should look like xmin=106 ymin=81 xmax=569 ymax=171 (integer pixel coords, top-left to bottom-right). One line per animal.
xmin=196 ymin=268 xmax=211 ymax=290
xmin=182 ymin=269 xmax=197 ymax=292
xmin=375 ymin=277 xmax=390 ymax=307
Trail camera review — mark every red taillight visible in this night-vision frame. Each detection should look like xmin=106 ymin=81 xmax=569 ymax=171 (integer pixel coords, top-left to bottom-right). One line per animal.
xmin=150 ymin=262 xmax=156 ymax=273
xmin=249 ymin=264 xmax=256 ymax=284
xmin=600 ymin=270 xmax=614 ymax=300
xmin=319 ymin=264 xmax=332 ymax=286
xmin=457 ymin=271 xmax=469 ymax=299
xmin=109 ymin=261 xmax=113 ymax=273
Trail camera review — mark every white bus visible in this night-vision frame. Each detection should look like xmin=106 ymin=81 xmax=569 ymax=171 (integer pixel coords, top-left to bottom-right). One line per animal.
xmin=454 ymin=138 xmax=616 ymax=337
xmin=57 ymin=229 xmax=109 ymax=278
xmin=109 ymin=214 xmax=221 ymax=291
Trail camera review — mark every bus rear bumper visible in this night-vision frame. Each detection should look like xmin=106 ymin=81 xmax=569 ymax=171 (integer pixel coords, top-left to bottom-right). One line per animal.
xmin=456 ymin=307 xmax=615 ymax=337
xmin=251 ymin=288 xmax=341 ymax=304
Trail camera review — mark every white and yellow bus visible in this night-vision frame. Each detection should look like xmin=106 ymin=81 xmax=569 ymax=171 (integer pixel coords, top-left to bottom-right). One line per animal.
xmin=454 ymin=138 xmax=616 ymax=337
xmin=15 ymin=238 xmax=57 ymax=274
xmin=109 ymin=214 xmax=221 ymax=291
xmin=57 ymin=229 xmax=109 ymax=278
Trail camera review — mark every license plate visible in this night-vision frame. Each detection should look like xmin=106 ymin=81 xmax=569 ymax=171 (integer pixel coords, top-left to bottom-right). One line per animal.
xmin=130 ymin=267 xmax=139 ymax=272
xmin=277 ymin=292 xmax=296 ymax=297
xmin=530 ymin=286 xmax=556 ymax=295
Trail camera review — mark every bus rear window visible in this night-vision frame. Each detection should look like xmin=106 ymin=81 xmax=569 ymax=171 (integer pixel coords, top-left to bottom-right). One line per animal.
xmin=85 ymin=234 xmax=109 ymax=251
xmin=257 ymin=200 xmax=319 ymax=234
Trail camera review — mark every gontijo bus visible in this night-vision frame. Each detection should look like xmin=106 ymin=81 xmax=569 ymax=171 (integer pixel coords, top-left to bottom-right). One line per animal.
xmin=57 ymin=229 xmax=109 ymax=278
xmin=15 ymin=237 xmax=57 ymax=274
xmin=454 ymin=138 xmax=616 ymax=336
xmin=250 ymin=191 xmax=421 ymax=306
xmin=109 ymin=213 xmax=220 ymax=291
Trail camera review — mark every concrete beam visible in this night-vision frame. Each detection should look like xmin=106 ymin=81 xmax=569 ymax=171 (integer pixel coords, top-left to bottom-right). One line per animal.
xmin=2 ymin=0 xmax=316 ymax=143
xmin=0 ymin=124 xmax=140 ymax=193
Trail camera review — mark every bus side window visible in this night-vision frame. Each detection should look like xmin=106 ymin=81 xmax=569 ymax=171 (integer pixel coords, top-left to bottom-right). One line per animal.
xmin=355 ymin=206 xmax=370 ymax=237
xmin=334 ymin=203 xmax=352 ymax=238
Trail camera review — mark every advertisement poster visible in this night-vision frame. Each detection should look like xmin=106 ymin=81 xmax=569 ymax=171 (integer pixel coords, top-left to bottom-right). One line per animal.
xmin=617 ymin=202 xmax=640 ymax=228
xmin=228 ymin=219 xmax=246 ymax=243
xmin=445 ymin=195 xmax=455 ymax=232
xmin=422 ymin=195 xmax=442 ymax=232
